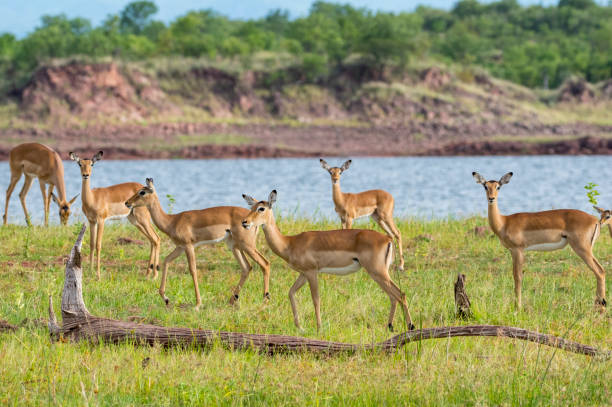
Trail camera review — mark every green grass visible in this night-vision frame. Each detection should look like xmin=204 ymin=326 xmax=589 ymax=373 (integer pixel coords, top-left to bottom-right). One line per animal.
xmin=0 ymin=218 xmax=610 ymax=405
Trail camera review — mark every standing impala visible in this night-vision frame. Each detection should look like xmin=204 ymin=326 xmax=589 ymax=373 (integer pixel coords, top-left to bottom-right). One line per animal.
xmin=473 ymin=171 xmax=607 ymax=310
xmin=125 ymin=178 xmax=270 ymax=309
xmin=320 ymin=159 xmax=404 ymax=271
xmin=4 ymin=143 xmax=78 ymax=226
xmin=242 ymin=190 xmax=415 ymax=332
xmin=70 ymin=151 xmax=160 ymax=279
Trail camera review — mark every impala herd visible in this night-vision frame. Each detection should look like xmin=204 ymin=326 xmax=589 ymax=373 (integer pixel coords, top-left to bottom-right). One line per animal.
xmin=3 ymin=142 xmax=609 ymax=331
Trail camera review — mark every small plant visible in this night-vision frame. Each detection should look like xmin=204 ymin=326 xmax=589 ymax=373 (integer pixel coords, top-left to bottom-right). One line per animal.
xmin=166 ymin=193 xmax=176 ymax=214
xmin=584 ymin=182 xmax=600 ymax=205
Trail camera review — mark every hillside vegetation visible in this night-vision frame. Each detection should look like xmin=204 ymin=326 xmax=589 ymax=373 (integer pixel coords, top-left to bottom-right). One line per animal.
xmin=0 ymin=220 xmax=610 ymax=404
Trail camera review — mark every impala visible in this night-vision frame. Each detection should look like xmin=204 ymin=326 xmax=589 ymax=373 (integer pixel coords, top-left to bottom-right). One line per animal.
xmin=241 ymin=190 xmax=415 ymax=332
xmin=70 ymin=151 xmax=160 ymax=279
xmin=4 ymin=143 xmax=78 ymax=226
xmin=473 ymin=171 xmax=608 ymax=310
xmin=125 ymin=178 xmax=270 ymax=309
xmin=320 ymin=159 xmax=404 ymax=271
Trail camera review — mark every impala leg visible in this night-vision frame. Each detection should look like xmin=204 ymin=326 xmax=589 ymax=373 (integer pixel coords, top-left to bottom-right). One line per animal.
xmin=570 ymin=242 xmax=607 ymax=309
xmin=95 ymin=220 xmax=105 ymax=280
xmin=306 ymin=274 xmax=322 ymax=331
xmin=128 ymin=210 xmax=161 ymax=277
xmin=375 ymin=213 xmax=405 ymax=271
xmin=184 ymin=244 xmax=202 ymax=309
xmin=229 ymin=248 xmax=251 ymax=304
xmin=159 ymin=246 xmax=184 ymax=307
xmin=243 ymin=246 xmax=271 ymax=301
xmin=344 ymin=217 xmax=353 ymax=229
xmin=47 ymin=185 xmax=55 ymax=225
xmin=289 ymin=274 xmax=308 ymax=330
xmin=4 ymin=171 xmax=21 ymax=225
xmin=18 ymin=175 xmax=34 ymax=226
xmin=511 ymin=249 xmax=525 ymax=309
xmin=366 ymin=265 xmax=414 ymax=331
xmin=89 ymin=221 xmax=97 ymax=273
xmin=38 ymin=181 xmax=49 ymax=227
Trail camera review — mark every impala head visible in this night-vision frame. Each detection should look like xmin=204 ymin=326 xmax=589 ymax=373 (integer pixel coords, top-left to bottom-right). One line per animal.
xmin=593 ymin=206 xmax=612 ymax=225
xmin=241 ymin=190 xmax=277 ymax=230
xmin=49 ymin=192 xmax=79 ymax=225
xmin=70 ymin=151 xmax=103 ymax=180
xmin=472 ymin=171 xmax=513 ymax=204
xmin=125 ymin=178 xmax=156 ymax=209
xmin=320 ymin=158 xmax=352 ymax=184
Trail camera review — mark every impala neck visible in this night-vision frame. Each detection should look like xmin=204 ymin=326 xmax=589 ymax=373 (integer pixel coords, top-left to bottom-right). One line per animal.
xmin=261 ymin=214 xmax=291 ymax=261
xmin=81 ymin=176 xmax=95 ymax=207
xmin=146 ymin=195 xmax=174 ymax=234
xmin=488 ymin=200 xmax=505 ymax=235
xmin=332 ymin=181 xmax=345 ymax=206
xmin=55 ymin=162 xmax=68 ymax=202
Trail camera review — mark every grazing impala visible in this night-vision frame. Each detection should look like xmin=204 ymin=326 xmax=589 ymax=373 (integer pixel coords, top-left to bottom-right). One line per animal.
xmin=473 ymin=171 xmax=608 ymax=310
xmin=242 ymin=190 xmax=415 ymax=332
xmin=125 ymin=178 xmax=270 ymax=309
xmin=320 ymin=159 xmax=404 ymax=271
xmin=4 ymin=143 xmax=78 ymax=226
xmin=70 ymin=151 xmax=160 ymax=279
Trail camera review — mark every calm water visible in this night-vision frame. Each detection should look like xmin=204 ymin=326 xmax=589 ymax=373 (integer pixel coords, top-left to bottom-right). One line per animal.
xmin=1 ymin=156 xmax=612 ymax=225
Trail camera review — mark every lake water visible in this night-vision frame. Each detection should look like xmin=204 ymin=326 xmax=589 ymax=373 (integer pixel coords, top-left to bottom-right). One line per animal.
xmin=1 ymin=156 xmax=612 ymax=225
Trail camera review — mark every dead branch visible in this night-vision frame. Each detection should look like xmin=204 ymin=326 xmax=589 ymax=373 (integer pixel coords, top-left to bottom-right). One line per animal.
xmin=48 ymin=225 xmax=610 ymax=358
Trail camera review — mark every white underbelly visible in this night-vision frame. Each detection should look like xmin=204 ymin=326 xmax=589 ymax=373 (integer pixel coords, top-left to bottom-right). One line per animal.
xmin=525 ymin=238 xmax=567 ymax=252
xmin=319 ymin=260 xmax=361 ymax=276
xmin=106 ymin=213 xmax=129 ymax=221
xmin=193 ymin=232 xmax=229 ymax=247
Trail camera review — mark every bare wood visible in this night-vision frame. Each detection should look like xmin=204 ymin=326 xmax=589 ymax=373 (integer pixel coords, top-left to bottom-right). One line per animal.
xmin=320 ymin=159 xmax=404 ymax=270
xmin=70 ymin=151 xmax=160 ymax=279
xmin=4 ymin=143 xmax=78 ymax=226
xmin=473 ymin=172 xmax=608 ymax=310
xmin=242 ymin=190 xmax=413 ymax=332
xmin=125 ymin=178 xmax=270 ymax=308
xmin=48 ymin=226 xmax=609 ymax=358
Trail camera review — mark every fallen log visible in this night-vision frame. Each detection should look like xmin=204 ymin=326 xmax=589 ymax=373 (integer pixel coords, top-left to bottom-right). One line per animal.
xmin=48 ymin=225 xmax=610 ymax=358
xmin=0 ymin=319 xmax=17 ymax=332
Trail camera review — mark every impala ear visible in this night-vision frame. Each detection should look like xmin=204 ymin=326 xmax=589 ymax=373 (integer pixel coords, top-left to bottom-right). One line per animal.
xmin=593 ymin=205 xmax=605 ymax=214
xmin=268 ymin=190 xmax=277 ymax=207
xmin=69 ymin=194 xmax=79 ymax=205
xmin=319 ymin=158 xmax=331 ymax=171
xmin=50 ymin=192 xmax=60 ymax=205
xmin=472 ymin=172 xmax=486 ymax=185
xmin=242 ymin=194 xmax=257 ymax=207
xmin=340 ymin=159 xmax=352 ymax=172
xmin=92 ymin=151 xmax=103 ymax=163
xmin=499 ymin=172 xmax=513 ymax=185
xmin=69 ymin=152 xmax=80 ymax=163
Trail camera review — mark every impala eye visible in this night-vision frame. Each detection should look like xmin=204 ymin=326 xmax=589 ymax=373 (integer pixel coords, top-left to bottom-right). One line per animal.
xmin=496 ymin=186 xmax=500 ymax=190
xmin=139 ymin=190 xmax=146 ymax=196
xmin=258 ymin=207 xmax=265 ymax=212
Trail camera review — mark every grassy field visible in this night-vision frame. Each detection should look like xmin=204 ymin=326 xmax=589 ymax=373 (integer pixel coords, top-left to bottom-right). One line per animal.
xmin=0 ymin=217 xmax=610 ymax=405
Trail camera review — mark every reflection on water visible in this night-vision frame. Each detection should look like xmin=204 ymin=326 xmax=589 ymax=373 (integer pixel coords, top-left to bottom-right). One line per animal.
xmin=1 ymin=155 xmax=612 ymax=225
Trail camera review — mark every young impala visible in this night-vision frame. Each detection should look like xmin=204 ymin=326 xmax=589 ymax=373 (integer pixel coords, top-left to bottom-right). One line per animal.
xmin=473 ymin=171 xmax=608 ymax=310
xmin=125 ymin=178 xmax=270 ymax=309
xmin=241 ymin=190 xmax=415 ymax=332
xmin=320 ymin=159 xmax=404 ymax=270
xmin=4 ymin=143 xmax=78 ymax=226
xmin=70 ymin=151 xmax=160 ymax=279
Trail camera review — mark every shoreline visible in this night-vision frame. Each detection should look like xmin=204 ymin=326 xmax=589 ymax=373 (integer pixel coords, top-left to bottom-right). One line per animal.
xmin=2 ymin=136 xmax=612 ymax=161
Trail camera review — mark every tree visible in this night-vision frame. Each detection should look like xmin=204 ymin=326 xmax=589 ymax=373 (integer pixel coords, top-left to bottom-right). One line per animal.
xmin=120 ymin=1 xmax=159 ymax=35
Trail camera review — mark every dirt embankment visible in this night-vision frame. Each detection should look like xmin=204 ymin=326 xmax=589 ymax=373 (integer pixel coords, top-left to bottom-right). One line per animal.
xmin=2 ymin=61 xmax=612 ymax=159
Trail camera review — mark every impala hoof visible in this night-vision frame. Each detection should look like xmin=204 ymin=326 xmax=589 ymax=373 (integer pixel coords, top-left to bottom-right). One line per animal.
xmin=408 ymin=323 xmax=415 ymax=331
xmin=163 ymin=297 xmax=170 ymax=307
xmin=264 ymin=292 xmax=271 ymax=301
xmin=388 ymin=323 xmax=394 ymax=332
xmin=229 ymin=294 xmax=239 ymax=305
